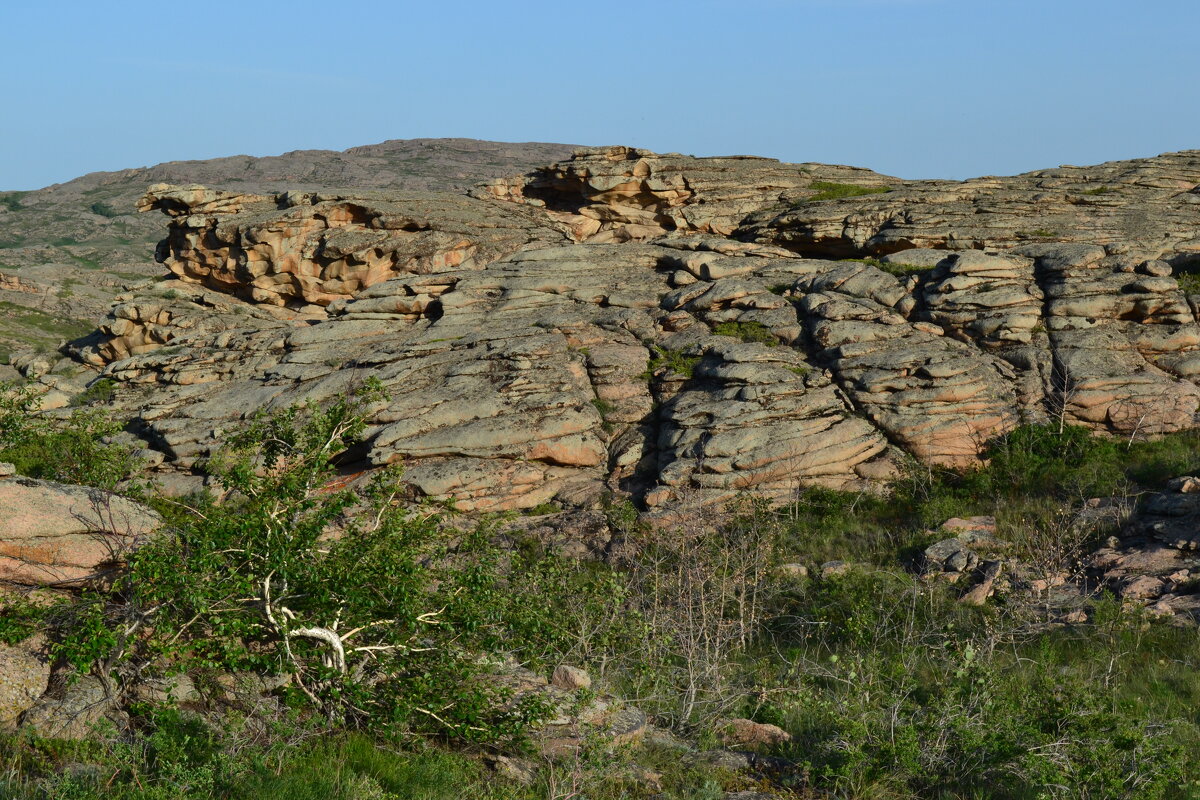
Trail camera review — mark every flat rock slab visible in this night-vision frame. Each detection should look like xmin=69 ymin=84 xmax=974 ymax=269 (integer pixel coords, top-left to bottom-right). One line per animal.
xmin=0 ymin=477 xmax=159 ymax=586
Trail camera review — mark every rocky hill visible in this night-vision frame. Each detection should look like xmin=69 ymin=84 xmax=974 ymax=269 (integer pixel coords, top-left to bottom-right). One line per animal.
xmin=38 ymin=144 xmax=1200 ymax=513
xmin=0 ymin=139 xmax=577 ymax=365
xmin=8 ymin=143 xmax=1200 ymax=799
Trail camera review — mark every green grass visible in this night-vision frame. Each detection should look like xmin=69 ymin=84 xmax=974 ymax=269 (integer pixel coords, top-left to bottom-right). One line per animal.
xmin=70 ymin=378 xmax=117 ymax=407
xmin=711 ymin=320 xmax=777 ymax=346
xmin=802 ymin=181 xmax=893 ymax=203
xmin=6 ymin=408 xmax=1200 ymax=800
xmin=229 ymin=736 xmax=486 ymax=800
xmin=0 ymin=301 xmax=92 ymax=340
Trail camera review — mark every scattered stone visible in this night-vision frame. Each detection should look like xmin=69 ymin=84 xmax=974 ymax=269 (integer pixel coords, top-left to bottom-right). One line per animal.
xmin=551 ymin=665 xmax=592 ymax=691
xmin=1167 ymin=476 xmax=1200 ymax=494
xmin=924 ymin=538 xmax=978 ymax=576
xmin=482 ymin=754 xmax=537 ymax=785
xmin=1121 ymin=575 xmax=1167 ymax=600
xmin=820 ymin=561 xmax=851 ymax=578
xmin=775 ymin=563 xmax=809 ymax=580
xmin=960 ymin=560 xmax=1003 ymax=606
xmin=20 ymin=674 xmax=112 ymax=740
xmin=0 ymin=635 xmax=49 ymax=729
xmin=718 ymin=718 xmax=792 ymax=749
xmin=0 ymin=463 xmax=14 ymax=477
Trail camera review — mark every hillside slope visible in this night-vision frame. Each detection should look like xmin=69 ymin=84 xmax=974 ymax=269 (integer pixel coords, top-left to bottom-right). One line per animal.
xmin=0 ymin=139 xmax=578 ymax=364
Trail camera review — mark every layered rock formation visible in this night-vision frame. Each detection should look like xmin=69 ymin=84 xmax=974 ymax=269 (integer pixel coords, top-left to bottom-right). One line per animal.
xmin=481 ymin=146 xmax=897 ymax=243
xmin=739 ymin=151 xmax=1200 ymax=262
xmin=64 ymin=146 xmax=1200 ymax=511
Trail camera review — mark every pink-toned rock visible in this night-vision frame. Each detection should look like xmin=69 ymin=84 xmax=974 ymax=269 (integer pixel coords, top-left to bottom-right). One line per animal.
xmin=0 ymin=477 xmax=159 ymax=586
xmin=940 ymin=516 xmax=997 ymax=540
xmin=1167 ymin=476 xmax=1200 ymax=494
xmin=1121 ymin=575 xmax=1166 ymax=600
xmin=550 ymin=665 xmax=592 ymax=691
xmin=0 ymin=634 xmax=49 ymax=729
xmin=718 ymin=718 xmax=792 ymax=748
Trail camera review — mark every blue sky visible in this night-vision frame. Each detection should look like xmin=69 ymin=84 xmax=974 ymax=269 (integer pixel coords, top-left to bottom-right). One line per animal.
xmin=2 ymin=0 xmax=1197 ymax=189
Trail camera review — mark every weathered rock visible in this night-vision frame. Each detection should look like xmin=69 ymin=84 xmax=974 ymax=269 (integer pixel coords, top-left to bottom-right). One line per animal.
xmin=960 ymin=560 xmax=1003 ymax=606
xmin=0 ymin=635 xmax=50 ymax=728
xmin=481 ymin=145 xmax=897 ymax=243
xmin=0 ymin=477 xmax=160 ymax=586
xmin=742 ymin=151 xmax=1200 ymax=263
xmin=1086 ymin=477 xmax=1200 ymax=622
xmin=551 ymin=665 xmax=592 ymax=691
xmin=718 ymin=718 xmax=792 ymax=748
xmin=20 ymin=674 xmax=113 ymax=740
xmin=55 ymin=147 xmax=1200 ymax=513
xmin=136 ymin=184 xmax=567 ymax=309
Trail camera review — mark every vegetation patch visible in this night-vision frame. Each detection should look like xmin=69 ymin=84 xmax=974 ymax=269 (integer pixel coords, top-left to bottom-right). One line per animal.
xmin=0 ymin=191 xmax=28 ymax=213
xmin=642 ymin=346 xmax=701 ymax=379
xmin=6 ymin=382 xmax=1200 ymax=798
xmin=1176 ymin=269 xmax=1200 ymax=296
xmin=89 ymin=201 xmax=123 ymax=218
xmin=711 ymin=320 xmax=777 ymax=346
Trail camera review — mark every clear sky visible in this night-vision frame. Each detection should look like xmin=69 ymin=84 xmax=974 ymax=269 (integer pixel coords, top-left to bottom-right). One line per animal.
xmin=2 ymin=0 xmax=1197 ymax=190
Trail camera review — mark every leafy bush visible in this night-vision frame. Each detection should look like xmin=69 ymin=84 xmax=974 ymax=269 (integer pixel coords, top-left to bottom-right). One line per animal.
xmin=1176 ymin=270 xmax=1200 ymax=297
xmin=88 ymin=384 xmax=552 ymax=743
xmin=0 ymin=381 xmax=141 ymax=491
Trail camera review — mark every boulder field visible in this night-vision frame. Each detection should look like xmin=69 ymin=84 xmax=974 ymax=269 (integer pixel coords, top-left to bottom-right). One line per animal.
xmin=64 ymin=146 xmax=1200 ymax=511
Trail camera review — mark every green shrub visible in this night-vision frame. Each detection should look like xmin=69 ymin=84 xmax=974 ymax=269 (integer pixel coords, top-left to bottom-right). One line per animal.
xmin=35 ymin=383 xmax=553 ymax=745
xmin=1176 ymin=270 xmax=1200 ymax=296
xmin=643 ymin=346 xmax=700 ymax=379
xmin=0 ymin=192 xmax=26 ymax=213
xmin=0 ymin=382 xmax=141 ymax=491
xmin=89 ymin=201 xmax=122 ymax=218
xmin=70 ymin=378 xmax=117 ymax=407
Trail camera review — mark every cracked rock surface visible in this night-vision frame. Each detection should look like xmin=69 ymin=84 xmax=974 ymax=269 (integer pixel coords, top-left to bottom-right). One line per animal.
xmin=61 ymin=146 xmax=1200 ymax=511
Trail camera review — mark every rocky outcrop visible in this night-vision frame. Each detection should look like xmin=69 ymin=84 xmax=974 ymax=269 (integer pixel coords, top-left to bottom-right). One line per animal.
xmin=740 ymin=151 xmax=1200 ymax=263
xmin=60 ymin=147 xmax=1200 ymax=512
xmin=481 ymin=146 xmax=897 ymax=243
xmin=0 ymin=476 xmax=160 ymax=586
xmin=136 ymin=184 xmax=568 ymax=309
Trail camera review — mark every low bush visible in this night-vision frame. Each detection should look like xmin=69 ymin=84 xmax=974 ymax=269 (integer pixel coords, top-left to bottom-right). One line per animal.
xmin=0 ymin=381 xmax=141 ymax=491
